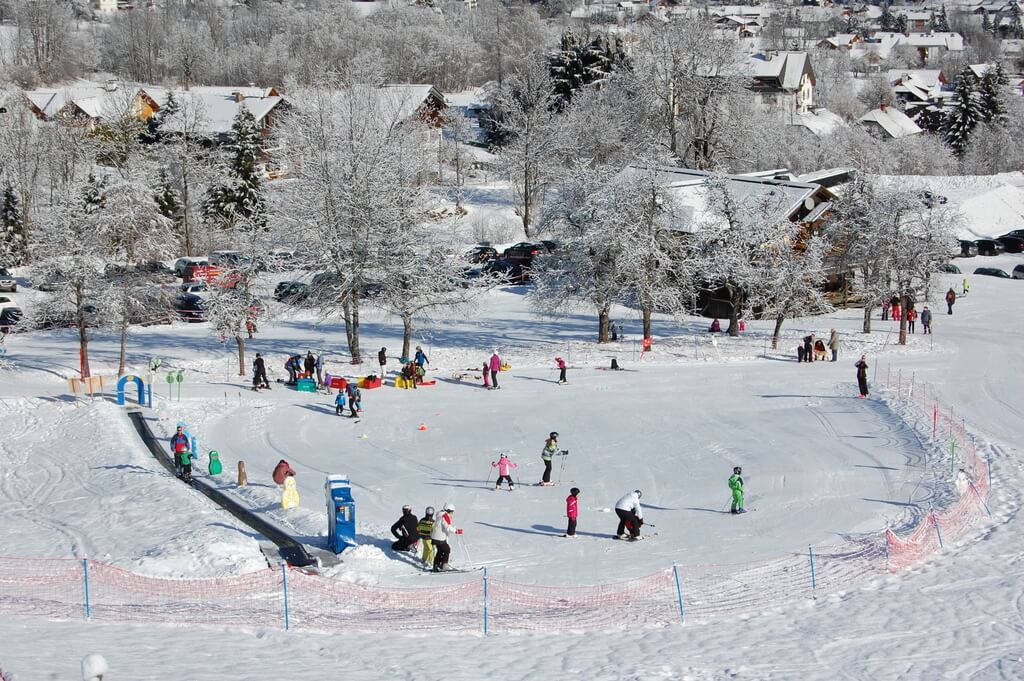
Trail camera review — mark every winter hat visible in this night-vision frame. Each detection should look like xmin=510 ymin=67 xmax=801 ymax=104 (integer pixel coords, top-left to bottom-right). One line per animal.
xmin=734 ymin=466 xmax=742 ymax=475
xmin=444 ymin=503 xmax=455 ymax=512
xmin=634 ymin=489 xmax=642 ymax=498
xmin=425 ymin=506 xmax=435 ymax=517
xmin=402 ymin=504 xmax=412 ymax=513
xmin=570 ymin=487 xmax=580 ymax=496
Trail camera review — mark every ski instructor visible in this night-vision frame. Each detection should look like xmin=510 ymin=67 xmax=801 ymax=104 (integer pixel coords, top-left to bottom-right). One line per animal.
xmin=614 ymin=489 xmax=644 ymax=540
xmin=430 ymin=503 xmax=461 ymax=571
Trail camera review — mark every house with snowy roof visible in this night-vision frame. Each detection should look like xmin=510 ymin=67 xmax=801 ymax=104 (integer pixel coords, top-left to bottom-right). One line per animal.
xmin=858 ymin=104 xmax=923 ymax=138
xmin=23 ymin=79 xmax=129 ymax=127
xmin=746 ymin=51 xmax=816 ymax=115
xmin=137 ymin=86 xmax=286 ymax=141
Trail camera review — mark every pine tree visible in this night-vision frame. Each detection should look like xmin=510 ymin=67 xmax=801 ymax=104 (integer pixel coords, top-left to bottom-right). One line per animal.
xmin=204 ymin=109 xmax=266 ymax=229
xmin=895 ymin=13 xmax=908 ymax=33
xmin=979 ymin=62 xmax=1009 ymax=125
xmin=154 ymin=168 xmax=182 ymax=223
xmin=944 ymin=68 xmax=984 ymax=156
xmin=1010 ymin=4 xmax=1024 ymax=39
xmin=981 ymin=9 xmax=992 ymax=33
xmin=81 ymin=173 xmax=107 ymax=213
xmin=879 ymin=4 xmax=898 ymax=32
xmin=931 ymin=6 xmax=950 ymax=32
xmin=0 ymin=183 xmax=26 ymax=265
xmin=548 ymin=32 xmax=626 ymax=111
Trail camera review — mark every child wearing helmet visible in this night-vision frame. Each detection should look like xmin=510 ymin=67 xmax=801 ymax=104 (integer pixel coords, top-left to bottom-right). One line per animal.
xmin=492 ymin=453 xmax=517 ymax=490
xmin=565 ymin=487 xmax=581 ymax=536
xmin=417 ymin=507 xmax=436 ymax=566
xmin=540 ymin=432 xmax=559 ymax=485
xmin=729 ymin=466 xmax=745 ymax=514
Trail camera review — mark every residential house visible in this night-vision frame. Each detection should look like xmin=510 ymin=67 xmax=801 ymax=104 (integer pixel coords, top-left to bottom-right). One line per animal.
xmin=858 ymin=104 xmax=923 ymax=138
xmin=23 ymin=79 xmax=127 ymax=128
xmin=789 ymin=108 xmax=848 ymax=137
xmin=816 ymin=33 xmax=863 ymax=50
xmin=746 ymin=51 xmax=816 ymax=115
xmin=138 ymin=86 xmax=286 ymax=141
xmin=820 ymin=31 xmax=965 ymax=66
xmin=887 ymin=68 xmax=954 ymax=121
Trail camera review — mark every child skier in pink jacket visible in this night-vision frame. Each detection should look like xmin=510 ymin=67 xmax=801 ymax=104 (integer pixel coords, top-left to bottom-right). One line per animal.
xmin=565 ymin=487 xmax=580 ymax=536
xmin=556 ymin=357 xmax=567 ymax=384
xmin=492 ymin=453 xmax=517 ymax=490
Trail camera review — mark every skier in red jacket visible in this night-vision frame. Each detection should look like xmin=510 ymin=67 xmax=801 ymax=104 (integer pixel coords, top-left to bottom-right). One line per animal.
xmin=565 ymin=487 xmax=580 ymax=537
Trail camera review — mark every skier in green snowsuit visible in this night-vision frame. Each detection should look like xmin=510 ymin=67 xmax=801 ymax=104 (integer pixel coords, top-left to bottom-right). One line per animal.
xmin=729 ymin=466 xmax=745 ymax=514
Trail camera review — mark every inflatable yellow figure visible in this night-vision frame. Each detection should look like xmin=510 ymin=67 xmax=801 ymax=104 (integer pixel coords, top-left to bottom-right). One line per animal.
xmin=282 ymin=475 xmax=300 ymax=509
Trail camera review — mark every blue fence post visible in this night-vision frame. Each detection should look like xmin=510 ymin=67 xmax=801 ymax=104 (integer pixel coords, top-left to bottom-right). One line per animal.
xmin=931 ymin=513 xmax=943 ymax=549
xmin=482 ymin=567 xmax=489 ymax=636
xmin=82 ymin=558 xmax=91 ymax=620
xmin=672 ymin=563 xmax=685 ymax=624
xmin=281 ymin=562 xmax=290 ymax=631
xmin=969 ymin=482 xmax=992 ymax=518
xmin=807 ymin=546 xmax=817 ymax=598
xmin=147 ymin=384 xmax=153 ymax=408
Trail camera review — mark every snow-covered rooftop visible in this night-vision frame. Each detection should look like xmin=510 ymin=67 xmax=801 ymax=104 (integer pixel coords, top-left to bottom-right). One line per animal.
xmin=859 ymin=106 xmax=923 ymax=139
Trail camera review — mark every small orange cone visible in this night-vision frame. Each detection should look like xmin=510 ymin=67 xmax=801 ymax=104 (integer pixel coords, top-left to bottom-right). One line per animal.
xmin=418 ymin=423 xmax=428 ymax=431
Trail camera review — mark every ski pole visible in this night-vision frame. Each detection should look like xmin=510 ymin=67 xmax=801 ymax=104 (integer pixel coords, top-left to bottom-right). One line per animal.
xmin=557 ymin=450 xmax=568 ymax=483
xmin=485 ymin=466 xmax=493 ymax=486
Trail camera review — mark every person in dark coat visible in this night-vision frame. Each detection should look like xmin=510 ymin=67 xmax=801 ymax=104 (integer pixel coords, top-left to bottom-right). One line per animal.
xmin=303 ymin=351 xmax=316 ymax=378
xmin=945 ymin=288 xmax=956 ymax=315
xmin=252 ymin=353 xmax=270 ymax=389
xmin=378 ymin=347 xmax=387 ymax=377
xmin=390 ymin=505 xmax=420 ymax=552
xmin=801 ymin=334 xmax=814 ymax=363
xmin=285 ymin=355 xmax=301 ymax=384
xmin=855 ymin=355 xmax=869 ymax=398
xmin=921 ymin=306 xmax=932 ymax=334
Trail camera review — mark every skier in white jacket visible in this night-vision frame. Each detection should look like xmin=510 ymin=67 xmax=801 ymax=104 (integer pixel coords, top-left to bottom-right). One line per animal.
xmin=430 ymin=503 xmax=461 ymax=571
xmin=614 ymin=490 xmax=644 ymax=540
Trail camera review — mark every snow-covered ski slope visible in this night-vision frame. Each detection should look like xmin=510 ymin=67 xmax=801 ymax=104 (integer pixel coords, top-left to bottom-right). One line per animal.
xmin=0 ymin=256 xmax=1021 ymax=679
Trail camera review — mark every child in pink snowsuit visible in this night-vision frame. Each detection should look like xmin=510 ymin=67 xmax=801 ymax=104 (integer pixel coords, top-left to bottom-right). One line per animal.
xmin=492 ymin=454 xmax=517 ymax=490
xmin=565 ymin=487 xmax=580 ymax=536
xmin=556 ymin=357 xmax=567 ymax=384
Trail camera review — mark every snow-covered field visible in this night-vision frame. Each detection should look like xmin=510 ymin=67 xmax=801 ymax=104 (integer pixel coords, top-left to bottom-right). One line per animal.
xmin=0 ymin=255 xmax=1022 ymax=679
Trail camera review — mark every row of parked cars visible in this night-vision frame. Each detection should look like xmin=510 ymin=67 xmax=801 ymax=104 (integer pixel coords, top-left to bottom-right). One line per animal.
xmin=957 ymin=230 xmax=1024 ymax=257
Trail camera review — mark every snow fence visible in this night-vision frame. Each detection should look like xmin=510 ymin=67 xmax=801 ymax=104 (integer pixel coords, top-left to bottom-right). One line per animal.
xmin=0 ymin=372 xmax=993 ymax=634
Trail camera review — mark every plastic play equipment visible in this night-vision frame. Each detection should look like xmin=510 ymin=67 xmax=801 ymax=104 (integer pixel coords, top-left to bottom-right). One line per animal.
xmin=116 ymin=374 xmax=146 ymax=406
xmin=325 ymin=475 xmax=356 ymax=553
xmin=208 ymin=450 xmax=222 ymax=475
xmin=282 ymin=476 xmax=300 ymax=509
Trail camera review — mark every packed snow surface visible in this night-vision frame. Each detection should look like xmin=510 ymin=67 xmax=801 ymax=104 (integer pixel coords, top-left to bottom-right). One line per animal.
xmin=0 ymin=255 xmax=1022 ymax=679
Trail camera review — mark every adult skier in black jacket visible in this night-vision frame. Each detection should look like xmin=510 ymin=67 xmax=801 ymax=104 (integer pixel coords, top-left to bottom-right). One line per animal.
xmin=391 ymin=505 xmax=420 ymax=552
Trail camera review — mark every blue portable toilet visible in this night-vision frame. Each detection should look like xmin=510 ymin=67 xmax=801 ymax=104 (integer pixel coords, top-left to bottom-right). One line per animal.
xmin=326 ymin=474 xmax=356 ymax=553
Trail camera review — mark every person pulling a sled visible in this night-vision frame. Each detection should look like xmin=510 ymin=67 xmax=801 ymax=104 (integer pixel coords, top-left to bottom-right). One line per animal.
xmin=729 ymin=467 xmax=745 ymax=514
xmin=614 ymin=489 xmax=644 ymax=540
xmin=170 ymin=424 xmax=191 ymax=478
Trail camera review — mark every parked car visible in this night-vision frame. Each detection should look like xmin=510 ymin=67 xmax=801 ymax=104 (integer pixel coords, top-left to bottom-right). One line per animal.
xmin=172 ymin=293 xmax=207 ymax=321
xmin=180 ymin=282 xmax=210 ymax=296
xmin=209 ymin=250 xmax=251 ymax=268
xmin=1000 ymin=229 xmax=1024 ymax=240
xmin=136 ymin=260 xmax=177 ymax=281
xmin=274 ymin=280 xmax=310 ymax=303
xmin=173 ymin=257 xmax=208 ymax=278
xmin=465 ymin=245 xmax=498 ymax=264
xmin=975 ymin=239 xmax=1005 ymax=256
xmin=0 ymin=306 xmax=21 ymax=330
xmin=973 ymin=267 xmax=1011 ymax=278
xmin=996 ymin=235 xmax=1024 ymax=253
xmin=938 ymin=263 xmax=961 ymax=274
xmin=0 ymin=267 xmax=16 ymax=292
xmin=482 ymin=258 xmax=528 ymax=285
xmin=1013 ymin=264 xmax=1024 ymax=280
xmin=502 ymin=242 xmax=546 ymax=262
xmin=183 ymin=263 xmax=239 ymax=288
xmin=36 ymin=272 xmax=68 ymax=291
xmin=264 ymin=249 xmax=296 ymax=271
xmin=0 ymin=295 xmax=19 ymax=315
xmin=957 ymin=240 xmax=978 ymax=258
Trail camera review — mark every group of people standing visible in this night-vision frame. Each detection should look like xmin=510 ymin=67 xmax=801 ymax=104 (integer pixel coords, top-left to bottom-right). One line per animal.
xmin=798 ymin=329 xmax=841 ymax=363
xmin=390 ymin=503 xmax=461 ymax=572
xmin=481 ymin=350 xmax=503 ymax=390
xmin=881 ymin=297 xmax=934 ymax=333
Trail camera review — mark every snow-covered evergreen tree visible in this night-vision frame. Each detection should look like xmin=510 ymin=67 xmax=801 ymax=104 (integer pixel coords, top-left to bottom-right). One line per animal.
xmin=944 ymin=68 xmax=984 ymax=156
xmin=204 ymin=109 xmax=266 ymax=230
xmin=930 ymin=6 xmax=950 ymax=32
xmin=1009 ymin=4 xmax=1024 ymax=38
xmin=981 ymin=9 xmax=992 ymax=33
xmin=879 ymin=4 xmax=898 ymax=32
xmin=0 ymin=183 xmax=25 ymax=265
xmin=979 ymin=62 xmax=1008 ymax=125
